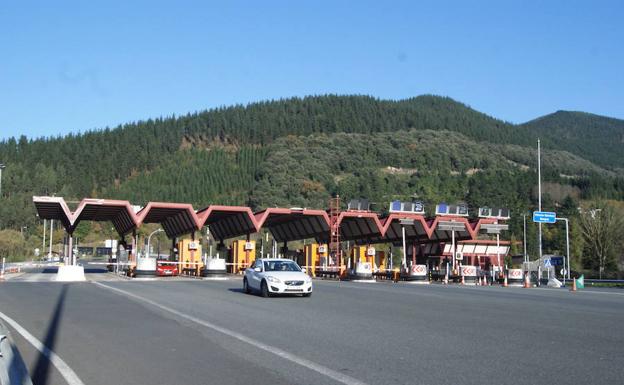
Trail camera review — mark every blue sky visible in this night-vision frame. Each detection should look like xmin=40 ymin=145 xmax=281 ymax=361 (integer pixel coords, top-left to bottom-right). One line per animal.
xmin=1 ymin=0 xmax=623 ymax=140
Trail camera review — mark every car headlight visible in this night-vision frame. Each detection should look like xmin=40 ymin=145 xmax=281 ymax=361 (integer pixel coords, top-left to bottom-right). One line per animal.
xmin=304 ymin=276 xmax=312 ymax=283
xmin=266 ymin=276 xmax=281 ymax=283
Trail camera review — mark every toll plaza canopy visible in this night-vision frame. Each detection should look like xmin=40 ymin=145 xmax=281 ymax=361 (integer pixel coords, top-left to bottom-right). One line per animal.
xmin=33 ymin=196 xmax=74 ymax=231
xmin=32 ymin=196 xmax=508 ymax=245
xmin=428 ymin=217 xmax=500 ymax=245
xmin=73 ymin=198 xmax=138 ymax=236
xmin=136 ymin=202 xmax=200 ymax=239
xmin=336 ymin=211 xmax=384 ymax=244
xmin=381 ymin=213 xmax=430 ymax=245
xmin=197 ymin=205 xmax=256 ymax=242
xmin=255 ymin=208 xmax=330 ymax=243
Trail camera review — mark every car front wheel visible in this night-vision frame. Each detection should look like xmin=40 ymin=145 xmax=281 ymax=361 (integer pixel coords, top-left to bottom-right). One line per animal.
xmin=260 ymin=280 xmax=270 ymax=298
xmin=303 ymin=292 xmax=312 ymax=298
xmin=243 ymin=278 xmax=251 ymax=294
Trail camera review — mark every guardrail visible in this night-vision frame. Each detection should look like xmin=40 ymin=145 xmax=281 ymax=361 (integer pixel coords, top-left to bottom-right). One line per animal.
xmin=562 ymin=278 xmax=624 ymax=285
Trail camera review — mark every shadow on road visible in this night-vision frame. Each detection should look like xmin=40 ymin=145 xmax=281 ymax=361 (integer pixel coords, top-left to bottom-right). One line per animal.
xmin=30 ymin=284 xmax=69 ymax=385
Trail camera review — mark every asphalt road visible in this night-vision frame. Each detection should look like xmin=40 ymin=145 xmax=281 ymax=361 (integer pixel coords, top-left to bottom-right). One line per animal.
xmin=1 ymin=264 xmax=623 ymax=385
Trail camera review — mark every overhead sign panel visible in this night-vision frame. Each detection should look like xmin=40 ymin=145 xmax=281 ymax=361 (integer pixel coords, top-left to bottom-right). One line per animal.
xmin=533 ymin=211 xmax=556 ymax=223
xmin=389 ymin=200 xmax=425 ymax=214
xmin=436 ymin=203 xmax=469 ymax=217
xmin=478 ymin=207 xmax=511 ymax=219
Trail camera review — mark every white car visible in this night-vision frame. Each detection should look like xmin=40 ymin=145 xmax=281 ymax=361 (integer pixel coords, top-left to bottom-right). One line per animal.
xmin=244 ymin=258 xmax=313 ymax=297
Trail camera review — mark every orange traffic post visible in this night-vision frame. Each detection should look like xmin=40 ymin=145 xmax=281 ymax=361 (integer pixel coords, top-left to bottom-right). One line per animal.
xmin=570 ymin=278 xmax=577 ymax=292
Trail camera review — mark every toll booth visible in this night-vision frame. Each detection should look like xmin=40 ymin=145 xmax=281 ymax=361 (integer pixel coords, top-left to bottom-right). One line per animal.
xmin=229 ymin=240 xmax=256 ymax=274
xmin=348 ymin=246 xmax=379 ymax=267
xmin=346 ymin=245 xmax=376 ymax=280
xmin=303 ymin=244 xmax=328 ymax=277
xmin=178 ymin=239 xmax=203 ymax=276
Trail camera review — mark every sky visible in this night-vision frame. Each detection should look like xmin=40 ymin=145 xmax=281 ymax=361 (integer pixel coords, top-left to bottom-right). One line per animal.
xmin=1 ymin=0 xmax=623 ymax=140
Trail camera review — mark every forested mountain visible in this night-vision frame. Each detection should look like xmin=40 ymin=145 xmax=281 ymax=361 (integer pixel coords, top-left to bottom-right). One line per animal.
xmin=521 ymin=111 xmax=624 ymax=170
xmin=1 ymin=94 xmax=623 ymax=270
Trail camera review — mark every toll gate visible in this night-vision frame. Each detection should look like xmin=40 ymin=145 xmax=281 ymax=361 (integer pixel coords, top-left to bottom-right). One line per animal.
xmin=32 ymin=195 xmax=513 ymax=284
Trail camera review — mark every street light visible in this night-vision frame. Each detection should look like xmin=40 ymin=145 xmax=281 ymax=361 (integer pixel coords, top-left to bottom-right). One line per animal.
xmin=399 ymin=219 xmax=415 ymax=269
xmin=481 ymin=223 xmax=509 ymax=272
xmin=556 ymin=217 xmax=571 ymax=281
xmin=146 ymin=229 xmax=164 ymax=260
xmin=439 ymin=221 xmax=466 ymax=279
xmin=0 ymin=163 xmax=5 ymax=197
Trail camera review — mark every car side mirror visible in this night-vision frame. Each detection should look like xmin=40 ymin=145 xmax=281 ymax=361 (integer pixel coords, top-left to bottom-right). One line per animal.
xmin=301 ymin=267 xmax=307 ymax=274
xmin=254 ymin=267 xmax=262 ymax=272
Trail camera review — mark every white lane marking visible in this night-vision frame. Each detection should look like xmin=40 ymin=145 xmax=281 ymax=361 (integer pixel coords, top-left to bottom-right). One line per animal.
xmin=94 ymin=281 xmax=368 ymax=385
xmin=0 ymin=310 xmax=85 ymax=385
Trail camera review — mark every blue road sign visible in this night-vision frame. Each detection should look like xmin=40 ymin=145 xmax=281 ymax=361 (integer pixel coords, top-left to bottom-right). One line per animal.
xmin=533 ymin=211 xmax=557 ymax=223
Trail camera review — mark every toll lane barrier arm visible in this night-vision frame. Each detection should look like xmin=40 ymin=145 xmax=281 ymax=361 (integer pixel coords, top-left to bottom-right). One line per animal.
xmin=0 ymin=321 xmax=33 ymax=385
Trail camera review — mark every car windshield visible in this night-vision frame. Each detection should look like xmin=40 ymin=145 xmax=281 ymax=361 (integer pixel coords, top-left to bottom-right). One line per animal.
xmin=263 ymin=260 xmax=301 ymax=272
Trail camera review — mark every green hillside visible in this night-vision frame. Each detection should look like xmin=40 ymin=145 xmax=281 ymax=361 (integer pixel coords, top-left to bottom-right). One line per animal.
xmin=1 ymin=94 xmax=623 ymax=268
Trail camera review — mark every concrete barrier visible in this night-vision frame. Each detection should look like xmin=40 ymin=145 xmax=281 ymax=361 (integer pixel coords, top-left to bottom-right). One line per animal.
xmin=461 ymin=265 xmax=478 ymax=284
xmin=202 ymin=258 xmax=227 ymax=279
xmin=406 ymin=264 xmax=428 ymax=283
xmin=508 ymin=269 xmax=524 ymax=286
xmin=0 ymin=321 xmax=33 ymax=385
xmin=342 ymin=262 xmax=374 ymax=281
xmin=353 ymin=262 xmax=373 ymax=279
xmin=135 ymin=257 xmax=157 ymax=276
xmin=56 ymin=265 xmax=86 ymax=282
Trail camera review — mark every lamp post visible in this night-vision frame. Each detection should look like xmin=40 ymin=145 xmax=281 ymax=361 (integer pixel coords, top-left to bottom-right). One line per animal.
xmin=48 ymin=219 xmax=54 ymax=260
xmin=537 ymin=139 xmax=542 ymax=263
xmin=439 ymin=221 xmax=467 ymax=280
xmin=0 ymin=163 xmax=5 ymax=197
xmin=523 ymin=213 xmax=527 ymax=264
xmin=481 ymin=223 xmax=509 ymax=279
xmin=399 ymin=219 xmax=415 ymax=270
xmin=146 ymin=228 xmax=164 ymax=260
xmin=556 ymin=217 xmax=570 ymax=281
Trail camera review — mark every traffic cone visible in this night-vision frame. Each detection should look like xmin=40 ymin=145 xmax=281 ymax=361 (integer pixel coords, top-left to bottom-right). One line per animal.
xmin=503 ymin=275 xmax=508 ymax=287
xmin=0 ymin=269 xmax=4 ymax=281
xmin=570 ymin=278 xmax=577 ymax=292
xmin=523 ymin=274 xmax=530 ymax=288
xmin=461 ymin=274 xmax=465 ymax=285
